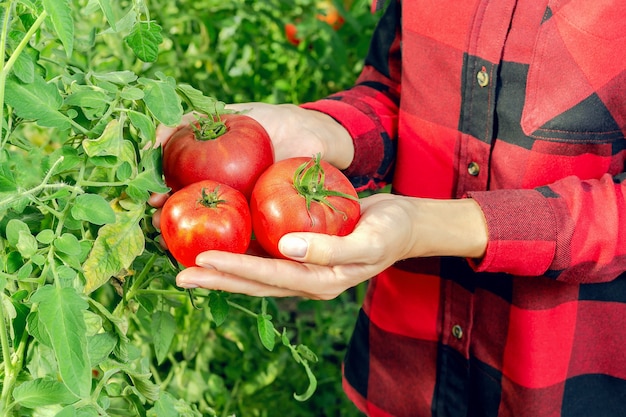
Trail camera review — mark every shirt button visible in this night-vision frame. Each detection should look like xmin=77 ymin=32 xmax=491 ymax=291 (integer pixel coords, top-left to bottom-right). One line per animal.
xmin=477 ymin=67 xmax=489 ymax=87
xmin=452 ymin=324 xmax=464 ymax=340
xmin=467 ymin=161 xmax=480 ymax=176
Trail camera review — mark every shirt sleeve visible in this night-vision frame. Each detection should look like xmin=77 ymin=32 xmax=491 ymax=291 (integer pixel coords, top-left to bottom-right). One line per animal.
xmin=300 ymin=0 xmax=401 ymax=192
xmin=467 ymin=172 xmax=626 ymax=284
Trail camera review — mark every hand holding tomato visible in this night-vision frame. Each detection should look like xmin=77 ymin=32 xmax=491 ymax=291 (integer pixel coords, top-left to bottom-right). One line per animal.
xmin=155 ymin=104 xmax=355 ymax=170
xmin=173 ymin=193 xmax=488 ymax=299
xmin=250 ymin=154 xmax=360 ymax=259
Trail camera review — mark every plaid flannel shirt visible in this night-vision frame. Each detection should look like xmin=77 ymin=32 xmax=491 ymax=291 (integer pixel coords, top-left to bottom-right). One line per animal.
xmin=301 ymin=0 xmax=626 ymax=416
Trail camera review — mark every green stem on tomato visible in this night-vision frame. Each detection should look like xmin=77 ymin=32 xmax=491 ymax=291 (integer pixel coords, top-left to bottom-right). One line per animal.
xmin=192 ymin=114 xmax=227 ymax=140
xmin=293 ymin=153 xmax=358 ymax=222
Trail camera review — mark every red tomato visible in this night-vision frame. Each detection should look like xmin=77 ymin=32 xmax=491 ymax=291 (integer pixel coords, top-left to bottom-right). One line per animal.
xmin=316 ymin=0 xmax=345 ymax=30
xmin=284 ymin=23 xmax=301 ymax=46
xmin=250 ymin=155 xmax=360 ymax=259
xmin=162 ymin=113 xmax=274 ymax=199
xmin=160 ymin=180 xmax=252 ymax=267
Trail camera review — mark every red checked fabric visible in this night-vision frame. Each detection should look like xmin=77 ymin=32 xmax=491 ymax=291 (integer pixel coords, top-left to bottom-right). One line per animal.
xmin=301 ymin=1 xmax=626 ymax=416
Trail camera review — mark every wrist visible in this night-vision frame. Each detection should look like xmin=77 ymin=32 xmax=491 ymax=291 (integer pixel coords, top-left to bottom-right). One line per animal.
xmin=406 ymin=197 xmax=488 ymax=259
xmin=295 ymin=107 xmax=354 ymax=169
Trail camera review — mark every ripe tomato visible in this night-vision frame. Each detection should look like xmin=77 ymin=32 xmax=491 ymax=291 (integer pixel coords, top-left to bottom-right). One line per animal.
xmin=250 ymin=154 xmax=360 ymax=259
xmin=316 ymin=0 xmax=345 ymax=30
xmin=162 ymin=113 xmax=274 ymax=199
xmin=160 ymin=180 xmax=252 ymax=267
xmin=284 ymin=23 xmax=301 ymax=46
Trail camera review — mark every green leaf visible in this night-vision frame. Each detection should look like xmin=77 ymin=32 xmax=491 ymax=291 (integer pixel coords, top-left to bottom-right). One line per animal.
xmin=36 ymin=229 xmax=56 ymax=244
xmin=17 ymin=230 xmax=38 ymax=258
xmin=120 ymin=86 xmax=144 ymax=101
xmin=6 ymin=219 xmax=31 ymax=247
xmin=128 ymin=111 xmax=155 ymax=143
xmin=0 ymin=161 xmax=17 ymax=192
xmin=82 ymin=119 xmax=122 ymax=158
xmin=147 ymin=391 xmax=202 ymax=417
xmin=176 ymin=84 xmax=225 ymax=115
xmin=83 ymin=201 xmax=145 ymax=294
xmin=4 ymin=75 xmax=70 ymax=130
xmin=27 ymin=310 xmax=52 ymax=347
xmin=42 ymin=0 xmax=74 ymax=56
xmin=91 ymin=70 xmax=138 ymax=85
xmin=54 ymin=233 xmax=81 ymax=256
xmin=71 ymin=194 xmax=116 ymax=225
xmin=30 ymin=285 xmax=91 ymax=398
xmin=87 ymin=332 xmax=117 ymax=367
xmin=208 ymin=292 xmax=229 ymax=326
xmin=64 ymin=86 xmax=110 ymax=119
xmin=126 ymin=148 xmax=169 ymax=201
xmin=257 ymin=314 xmax=276 ymax=351
xmin=138 ymin=77 xmax=183 ymax=127
xmin=124 ymin=21 xmax=163 ymax=62
xmin=151 ymin=310 xmax=176 ymax=365
xmin=96 ymin=0 xmax=117 ymax=31
xmin=12 ymin=378 xmax=79 ymax=407
xmin=8 ymin=31 xmax=36 ymax=83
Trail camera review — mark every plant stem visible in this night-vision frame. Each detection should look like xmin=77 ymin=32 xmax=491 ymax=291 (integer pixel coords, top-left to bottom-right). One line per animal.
xmin=0 ymin=296 xmax=16 ymax=415
xmin=0 ymin=7 xmax=49 ymax=150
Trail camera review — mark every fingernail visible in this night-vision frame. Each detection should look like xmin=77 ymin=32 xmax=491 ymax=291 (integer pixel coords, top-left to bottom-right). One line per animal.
xmin=176 ymin=279 xmax=198 ymax=289
xmin=280 ymin=236 xmax=308 ymax=258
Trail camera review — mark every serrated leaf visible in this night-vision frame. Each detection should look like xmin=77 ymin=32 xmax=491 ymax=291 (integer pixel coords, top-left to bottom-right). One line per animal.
xmin=42 ymin=0 xmax=74 ymax=56
xmin=208 ymin=292 xmax=229 ymax=326
xmin=126 ymin=148 xmax=169 ymax=201
xmin=12 ymin=378 xmax=79 ymax=407
xmin=4 ymin=75 xmax=71 ymax=130
xmin=138 ymin=77 xmax=183 ymax=126
xmin=124 ymin=21 xmax=163 ymax=62
xmin=82 ymin=202 xmax=145 ymax=294
xmin=128 ymin=111 xmax=154 ymax=142
xmin=30 ymin=285 xmax=91 ymax=398
xmin=151 ymin=310 xmax=176 ymax=365
xmin=71 ymin=194 xmax=116 ymax=225
xmin=82 ymin=119 xmax=122 ymax=158
xmin=176 ymin=84 xmax=225 ymax=116
xmin=257 ymin=314 xmax=276 ymax=351
xmin=64 ymin=87 xmax=110 ymax=116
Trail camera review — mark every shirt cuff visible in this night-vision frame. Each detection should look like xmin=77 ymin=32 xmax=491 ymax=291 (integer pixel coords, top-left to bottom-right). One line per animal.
xmin=300 ymin=99 xmax=385 ymax=180
xmin=465 ymin=189 xmax=558 ymax=276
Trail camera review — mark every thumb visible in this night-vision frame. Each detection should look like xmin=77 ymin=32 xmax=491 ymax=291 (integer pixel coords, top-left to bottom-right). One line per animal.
xmin=278 ymin=232 xmax=371 ymax=266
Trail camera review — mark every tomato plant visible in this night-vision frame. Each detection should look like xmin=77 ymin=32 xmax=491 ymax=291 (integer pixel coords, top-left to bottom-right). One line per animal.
xmin=0 ymin=0 xmax=380 ymax=415
xmin=250 ymin=154 xmax=360 ymax=259
xmin=161 ymin=180 xmax=252 ymax=267
xmin=162 ymin=113 xmax=274 ymax=199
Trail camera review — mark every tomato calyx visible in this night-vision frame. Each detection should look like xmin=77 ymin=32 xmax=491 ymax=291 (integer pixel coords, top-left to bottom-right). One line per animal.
xmin=293 ymin=154 xmax=358 ymax=221
xmin=197 ymin=186 xmax=228 ymax=208
xmin=192 ymin=114 xmax=227 ymax=141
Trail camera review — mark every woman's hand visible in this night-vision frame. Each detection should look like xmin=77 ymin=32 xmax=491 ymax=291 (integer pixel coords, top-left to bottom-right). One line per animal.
xmin=174 ymin=193 xmax=488 ymax=299
xmin=154 ymin=103 xmax=354 ymax=168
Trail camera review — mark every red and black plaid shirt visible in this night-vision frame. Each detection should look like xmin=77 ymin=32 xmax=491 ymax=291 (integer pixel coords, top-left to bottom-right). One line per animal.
xmin=302 ymin=0 xmax=626 ymax=416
